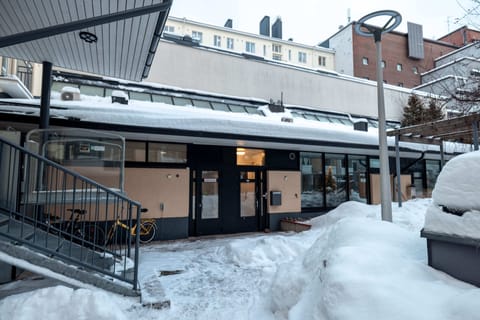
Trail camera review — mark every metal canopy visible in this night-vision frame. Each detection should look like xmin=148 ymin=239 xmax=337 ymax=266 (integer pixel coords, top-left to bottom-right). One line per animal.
xmin=0 ymin=0 xmax=172 ymax=81
xmin=387 ymin=113 xmax=480 ymax=146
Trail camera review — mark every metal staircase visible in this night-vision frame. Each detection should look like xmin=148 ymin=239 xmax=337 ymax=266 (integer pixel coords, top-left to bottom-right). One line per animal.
xmin=0 ymin=136 xmax=143 ymax=296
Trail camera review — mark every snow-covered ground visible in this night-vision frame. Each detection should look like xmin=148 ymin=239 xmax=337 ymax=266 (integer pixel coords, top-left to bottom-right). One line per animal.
xmin=1 ymin=198 xmax=479 ymax=320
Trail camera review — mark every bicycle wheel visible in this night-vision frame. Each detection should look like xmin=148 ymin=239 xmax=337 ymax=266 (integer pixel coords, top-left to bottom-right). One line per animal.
xmin=139 ymin=221 xmax=157 ymax=244
xmin=83 ymin=224 xmax=106 ymax=247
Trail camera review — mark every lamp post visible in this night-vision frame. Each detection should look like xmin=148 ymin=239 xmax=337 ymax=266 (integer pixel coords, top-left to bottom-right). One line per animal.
xmin=354 ymin=10 xmax=402 ymax=222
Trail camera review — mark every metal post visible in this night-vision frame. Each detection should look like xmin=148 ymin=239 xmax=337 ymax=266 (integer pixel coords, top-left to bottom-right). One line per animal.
xmin=39 ymin=61 xmax=52 ymax=129
xmin=440 ymin=140 xmax=445 ymax=169
xmin=473 ymin=121 xmax=479 ymax=151
xmin=375 ymin=31 xmax=393 ymax=222
xmin=395 ymin=135 xmax=402 ymax=207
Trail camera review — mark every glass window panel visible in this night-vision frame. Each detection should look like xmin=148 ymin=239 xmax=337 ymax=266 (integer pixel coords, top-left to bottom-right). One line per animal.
xmin=349 ymin=155 xmax=368 ymax=203
xmin=244 ymin=106 xmax=260 ymax=114
xmin=211 ymin=102 xmax=230 ymax=111
xmin=240 ymin=171 xmax=256 ymax=217
xmin=237 ymin=148 xmax=265 ymax=166
xmin=229 ymin=104 xmax=247 ymax=113
xmin=80 ymin=85 xmax=104 ymax=97
xmin=148 ymin=143 xmax=187 ymax=163
xmin=325 ymin=154 xmax=347 ymax=207
xmin=192 ymin=99 xmax=212 ymax=109
xmin=130 ymin=92 xmax=151 ymax=102
xmin=304 ymin=114 xmax=317 ymax=120
xmin=300 ymin=152 xmax=324 ymax=208
xmin=425 ymin=160 xmax=441 ymax=197
xmin=201 ymin=171 xmax=218 ymax=219
xmin=315 ymin=115 xmax=330 ymax=123
xmin=291 ymin=111 xmax=304 ymax=118
xmin=152 ymin=94 xmax=173 ymax=104
xmin=125 ymin=141 xmax=146 ymax=162
xmin=172 ymin=97 xmax=193 ymax=106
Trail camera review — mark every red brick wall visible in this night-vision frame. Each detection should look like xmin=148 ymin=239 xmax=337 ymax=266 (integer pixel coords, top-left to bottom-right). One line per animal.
xmin=439 ymin=27 xmax=480 ymax=46
xmin=352 ymin=30 xmax=458 ymax=88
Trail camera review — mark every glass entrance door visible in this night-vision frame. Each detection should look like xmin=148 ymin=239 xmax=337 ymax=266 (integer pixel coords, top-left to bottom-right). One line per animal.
xmin=192 ymin=170 xmax=222 ymax=236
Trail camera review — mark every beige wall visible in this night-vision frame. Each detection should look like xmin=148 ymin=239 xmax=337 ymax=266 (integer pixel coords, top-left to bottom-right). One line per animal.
xmin=370 ymin=174 xmax=413 ymax=204
xmin=124 ymin=167 xmax=189 ymax=219
xmin=267 ymin=171 xmax=301 ymax=214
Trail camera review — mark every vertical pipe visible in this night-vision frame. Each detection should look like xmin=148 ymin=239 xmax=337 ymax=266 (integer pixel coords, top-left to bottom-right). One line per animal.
xmin=395 ymin=135 xmax=402 ymax=207
xmin=39 ymin=61 xmax=52 ymax=129
xmin=440 ymin=141 xmax=445 ymax=169
xmin=375 ymin=31 xmax=392 ymax=222
xmin=473 ymin=121 xmax=479 ymax=151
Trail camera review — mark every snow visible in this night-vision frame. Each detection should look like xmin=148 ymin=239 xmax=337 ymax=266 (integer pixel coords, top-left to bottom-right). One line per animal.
xmin=2 ymin=198 xmax=480 ymax=320
xmin=423 ymin=150 xmax=480 ymax=238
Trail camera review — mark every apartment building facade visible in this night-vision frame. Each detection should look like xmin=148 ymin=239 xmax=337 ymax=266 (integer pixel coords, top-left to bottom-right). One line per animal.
xmin=164 ymin=16 xmax=335 ymax=71
xmin=321 ymin=22 xmax=460 ymax=88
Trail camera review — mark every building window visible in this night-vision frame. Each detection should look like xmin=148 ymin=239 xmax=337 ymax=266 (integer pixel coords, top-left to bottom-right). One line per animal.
xmin=288 ymin=50 xmax=292 ymax=61
xmin=300 ymin=152 xmax=324 ymax=208
xmin=298 ymin=51 xmax=307 ymax=63
xmin=272 ymin=54 xmax=282 ymax=61
xmin=412 ymin=66 xmax=418 ymax=74
xmin=396 ymin=63 xmax=403 ymax=71
xmin=148 ymin=142 xmax=187 ymax=163
xmin=227 ymin=37 xmax=234 ymax=49
xmin=325 ymin=154 xmax=347 ymax=207
xmin=272 ymin=44 xmax=282 ymax=53
xmin=263 ymin=45 xmax=267 ymax=56
xmin=192 ymin=31 xmax=203 ymax=43
xmin=236 ymin=148 xmax=265 ymax=166
xmin=213 ymin=35 xmax=221 ymax=47
xmin=381 ymin=60 xmax=386 ymax=68
xmin=164 ymin=25 xmax=175 ymax=33
xmin=318 ymin=56 xmax=326 ymax=66
xmin=245 ymin=41 xmax=255 ymax=53
xmin=362 ymin=57 xmax=369 ymax=65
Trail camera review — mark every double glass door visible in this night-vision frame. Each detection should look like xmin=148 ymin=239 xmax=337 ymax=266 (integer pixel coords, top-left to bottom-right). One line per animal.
xmin=191 ymin=169 xmax=265 ymax=236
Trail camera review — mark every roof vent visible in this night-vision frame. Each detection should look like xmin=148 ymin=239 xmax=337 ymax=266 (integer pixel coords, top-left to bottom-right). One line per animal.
xmin=61 ymin=86 xmax=80 ymax=101
xmin=111 ymin=90 xmax=129 ymax=105
xmin=353 ymin=119 xmax=368 ymax=131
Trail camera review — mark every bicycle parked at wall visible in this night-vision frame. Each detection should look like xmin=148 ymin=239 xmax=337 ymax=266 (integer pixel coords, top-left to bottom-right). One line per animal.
xmin=43 ymin=208 xmax=101 ymax=246
xmin=102 ymin=208 xmax=157 ymax=245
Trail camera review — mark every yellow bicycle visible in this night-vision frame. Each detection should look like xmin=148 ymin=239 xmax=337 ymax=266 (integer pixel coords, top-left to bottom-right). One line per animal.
xmin=104 ymin=209 xmax=157 ymax=244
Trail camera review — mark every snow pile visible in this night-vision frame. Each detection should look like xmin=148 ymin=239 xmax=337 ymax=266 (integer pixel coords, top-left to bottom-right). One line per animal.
xmin=424 ymin=151 xmax=480 ymax=238
xmin=432 ymin=151 xmax=480 ymax=211
xmin=2 ymin=199 xmax=480 ymax=320
xmin=0 ymin=285 xmax=132 ymax=320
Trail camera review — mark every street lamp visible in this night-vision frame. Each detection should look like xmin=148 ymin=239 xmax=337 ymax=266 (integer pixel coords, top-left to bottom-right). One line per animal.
xmin=354 ymin=10 xmax=402 ymax=222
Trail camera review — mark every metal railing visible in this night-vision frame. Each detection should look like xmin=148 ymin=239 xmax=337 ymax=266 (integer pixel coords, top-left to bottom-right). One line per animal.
xmin=0 ymin=136 xmax=142 ymax=290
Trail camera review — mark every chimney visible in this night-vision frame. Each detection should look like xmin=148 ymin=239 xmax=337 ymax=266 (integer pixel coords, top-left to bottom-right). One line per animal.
xmin=272 ymin=17 xmax=282 ymax=39
xmin=224 ymin=19 xmax=233 ymax=28
xmin=260 ymin=16 xmax=270 ymax=36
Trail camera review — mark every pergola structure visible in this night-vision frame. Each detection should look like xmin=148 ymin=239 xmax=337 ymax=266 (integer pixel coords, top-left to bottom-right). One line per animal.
xmin=387 ymin=113 xmax=480 ymax=205
xmin=0 ymin=0 xmax=172 ymax=128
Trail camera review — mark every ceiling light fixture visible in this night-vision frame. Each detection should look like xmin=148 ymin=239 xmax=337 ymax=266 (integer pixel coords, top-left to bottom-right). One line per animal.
xmin=79 ymin=31 xmax=98 ymax=43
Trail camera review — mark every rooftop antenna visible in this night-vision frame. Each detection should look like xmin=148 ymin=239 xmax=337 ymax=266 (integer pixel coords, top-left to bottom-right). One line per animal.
xmin=347 ymin=8 xmax=351 ymax=23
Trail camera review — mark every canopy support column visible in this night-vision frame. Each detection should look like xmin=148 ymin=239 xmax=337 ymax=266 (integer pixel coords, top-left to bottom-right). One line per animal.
xmin=39 ymin=61 xmax=52 ymax=129
xmin=395 ymin=135 xmax=402 ymax=207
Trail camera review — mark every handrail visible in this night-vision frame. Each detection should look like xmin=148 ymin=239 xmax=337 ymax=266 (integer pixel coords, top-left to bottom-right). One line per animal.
xmin=0 ymin=136 xmax=141 ymax=291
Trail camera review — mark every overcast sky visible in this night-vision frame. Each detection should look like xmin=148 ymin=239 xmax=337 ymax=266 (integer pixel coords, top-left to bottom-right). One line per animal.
xmin=169 ymin=0 xmax=477 ymax=45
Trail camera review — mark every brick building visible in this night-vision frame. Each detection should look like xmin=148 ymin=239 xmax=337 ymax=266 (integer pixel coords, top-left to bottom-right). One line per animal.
xmin=321 ymin=22 xmax=459 ymax=88
xmin=438 ymin=25 xmax=480 ymax=47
